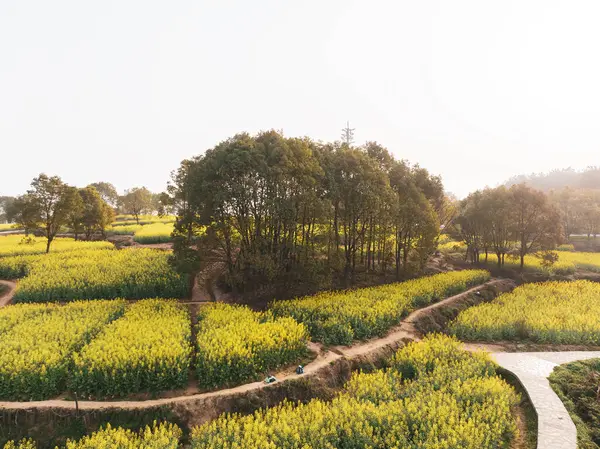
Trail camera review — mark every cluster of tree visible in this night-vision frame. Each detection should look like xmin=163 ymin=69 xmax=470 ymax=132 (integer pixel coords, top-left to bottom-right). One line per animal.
xmin=0 ymin=196 xmax=15 ymax=223
xmin=506 ymin=166 xmax=600 ymax=192
xmin=453 ymin=184 xmax=563 ymax=269
xmin=550 ymin=187 xmax=600 ymax=239
xmin=6 ymin=175 xmax=115 ymax=252
xmin=3 ymin=179 xmax=175 ymax=230
xmin=88 ymin=183 xmax=173 ymax=223
xmin=169 ymin=130 xmax=453 ymax=293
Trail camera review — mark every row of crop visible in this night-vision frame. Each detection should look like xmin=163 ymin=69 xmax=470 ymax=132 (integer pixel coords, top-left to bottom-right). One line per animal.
xmin=0 ymin=300 xmax=307 ymax=400
xmin=0 ymin=300 xmax=126 ymax=400
xmin=0 ymin=248 xmax=188 ymax=302
xmin=450 ymin=280 xmax=600 ymax=345
xmin=70 ymin=299 xmax=192 ymax=399
xmin=3 ymin=336 xmax=520 ymax=449
xmin=0 ymin=299 xmax=190 ymax=401
xmin=271 ymin=269 xmax=490 ymax=345
xmin=196 ymin=303 xmax=309 ymax=388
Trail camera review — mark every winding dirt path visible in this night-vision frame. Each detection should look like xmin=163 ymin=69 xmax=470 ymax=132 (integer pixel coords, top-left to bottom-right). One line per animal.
xmin=0 ymin=279 xmax=16 ymax=307
xmin=0 ymin=279 xmax=507 ymax=411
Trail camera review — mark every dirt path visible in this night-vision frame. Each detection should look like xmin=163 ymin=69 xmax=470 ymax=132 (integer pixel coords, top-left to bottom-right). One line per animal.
xmin=0 ymin=279 xmax=507 ymax=411
xmin=0 ymin=279 xmax=16 ymax=307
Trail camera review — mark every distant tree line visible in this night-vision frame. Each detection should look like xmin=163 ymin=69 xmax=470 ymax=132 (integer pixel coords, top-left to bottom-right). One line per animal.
xmin=505 ymin=166 xmax=600 ymax=192
xmin=549 ymin=187 xmax=600 ymax=239
xmin=3 ymin=175 xmax=173 ymax=252
xmin=168 ymin=130 xmax=454 ymax=293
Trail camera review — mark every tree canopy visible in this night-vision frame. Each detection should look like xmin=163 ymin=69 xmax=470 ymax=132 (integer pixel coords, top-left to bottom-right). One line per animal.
xmin=169 ymin=131 xmax=446 ymax=295
xmin=454 ymin=184 xmax=562 ymax=269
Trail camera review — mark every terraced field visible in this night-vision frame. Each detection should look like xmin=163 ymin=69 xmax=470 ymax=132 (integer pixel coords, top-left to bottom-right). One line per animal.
xmin=450 ymin=280 xmax=600 ymax=345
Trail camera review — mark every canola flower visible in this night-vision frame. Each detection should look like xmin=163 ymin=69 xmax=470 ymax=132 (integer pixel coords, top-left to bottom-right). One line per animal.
xmin=113 ymin=214 xmax=176 ymax=226
xmin=450 ymin=280 xmax=600 ymax=344
xmin=196 ymin=303 xmax=309 ymax=388
xmin=438 ymin=240 xmax=467 ymax=254
xmin=486 ymin=253 xmax=576 ymax=275
xmin=133 ymin=223 xmax=175 ymax=244
xmin=10 ymin=248 xmax=188 ymax=302
xmin=0 ymin=235 xmax=112 ymax=258
xmin=3 ymin=421 xmax=182 ymax=449
xmin=190 ymin=334 xmax=519 ymax=449
xmin=559 ymin=251 xmax=600 ymax=273
xmin=0 ymin=302 xmax=54 ymax=335
xmin=3 ymin=440 xmax=35 ymax=449
xmin=105 ymin=224 xmax=144 ymax=235
xmin=271 ymin=270 xmax=490 ymax=345
xmin=70 ymin=299 xmax=192 ymax=398
xmin=557 ymin=243 xmax=575 ymax=251
xmin=0 ymin=300 xmax=126 ymax=400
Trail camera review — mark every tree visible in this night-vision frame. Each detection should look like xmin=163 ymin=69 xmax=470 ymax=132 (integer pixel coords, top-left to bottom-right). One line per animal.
xmin=509 ymin=184 xmax=562 ymax=269
xmin=332 ymin=147 xmax=389 ymax=280
xmin=155 ymin=192 xmax=175 ymax=217
xmin=485 ymin=187 xmax=512 ymax=267
xmin=79 ymin=186 xmax=114 ymax=239
xmin=455 ymin=184 xmax=562 ymax=270
xmin=549 ymin=187 xmax=580 ymax=240
xmin=10 ymin=174 xmax=80 ymax=253
xmin=455 ymin=191 xmax=489 ymax=264
xmin=120 ymin=187 xmax=153 ymax=224
xmin=576 ymin=189 xmax=600 ymax=239
xmin=89 ymin=182 xmax=119 ymax=208
xmin=0 ymin=196 xmax=15 ymax=223
xmin=65 ymin=187 xmax=85 ymax=240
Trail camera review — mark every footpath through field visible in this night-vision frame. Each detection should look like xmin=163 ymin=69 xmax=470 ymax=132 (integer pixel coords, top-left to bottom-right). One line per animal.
xmin=0 ymin=280 xmax=506 ymax=410
xmin=0 ymin=279 xmax=16 ymax=306
xmin=0 ymin=277 xmax=598 ymax=449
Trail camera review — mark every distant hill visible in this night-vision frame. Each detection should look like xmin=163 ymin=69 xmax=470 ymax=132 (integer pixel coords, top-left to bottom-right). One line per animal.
xmin=505 ymin=166 xmax=600 ymax=191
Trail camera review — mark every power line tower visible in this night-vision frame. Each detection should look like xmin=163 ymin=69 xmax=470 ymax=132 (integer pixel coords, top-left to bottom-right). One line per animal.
xmin=341 ymin=121 xmax=355 ymax=146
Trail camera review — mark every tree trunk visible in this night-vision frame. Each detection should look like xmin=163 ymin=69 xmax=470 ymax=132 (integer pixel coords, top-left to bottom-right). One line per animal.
xmin=520 ymin=253 xmax=525 ymax=270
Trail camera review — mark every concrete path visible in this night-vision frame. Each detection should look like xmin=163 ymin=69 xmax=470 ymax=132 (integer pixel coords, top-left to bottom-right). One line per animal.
xmin=492 ymin=351 xmax=600 ymax=449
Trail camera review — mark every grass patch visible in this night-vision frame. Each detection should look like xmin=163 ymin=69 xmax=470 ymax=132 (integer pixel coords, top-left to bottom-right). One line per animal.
xmin=549 ymin=359 xmax=600 ymax=449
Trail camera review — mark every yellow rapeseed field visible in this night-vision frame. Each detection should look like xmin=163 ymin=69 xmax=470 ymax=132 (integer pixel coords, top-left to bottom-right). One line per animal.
xmin=71 ymin=299 xmax=192 ymax=398
xmin=113 ymin=214 xmax=176 ymax=225
xmin=105 ymin=224 xmax=143 ymax=235
xmin=0 ymin=235 xmax=112 ymax=258
xmin=0 ymin=300 xmax=126 ymax=400
xmin=3 ymin=421 xmax=182 ymax=449
xmin=450 ymin=280 xmax=600 ymax=344
xmin=196 ymin=303 xmax=308 ymax=387
xmin=191 ymin=335 xmax=519 ymax=449
xmin=133 ymin=223 xmax=174 ymax=244
xmin=7 ymin=248 xmax=188 ymax=302
xmin=271 ymin=270 xmax=490 ymax=345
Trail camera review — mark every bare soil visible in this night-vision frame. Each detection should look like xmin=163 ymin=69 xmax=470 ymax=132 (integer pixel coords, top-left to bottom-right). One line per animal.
xmin=0 ymin=279 xmax=16 ymax=307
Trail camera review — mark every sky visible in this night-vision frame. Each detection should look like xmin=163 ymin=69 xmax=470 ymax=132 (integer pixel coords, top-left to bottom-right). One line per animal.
xmin=2 ymin=0 xmax=600 ymax=198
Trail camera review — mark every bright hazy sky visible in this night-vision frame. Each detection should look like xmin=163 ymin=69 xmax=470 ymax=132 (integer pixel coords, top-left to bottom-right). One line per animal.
xmin=2 ymin=0 xmax=600 ymax=198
